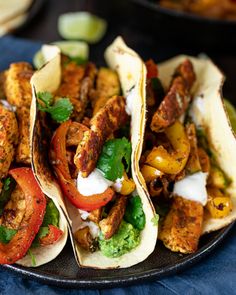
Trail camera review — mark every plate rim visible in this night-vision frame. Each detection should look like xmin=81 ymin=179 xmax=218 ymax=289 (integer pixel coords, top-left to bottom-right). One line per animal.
xmin=1 ymin=222 xmax=234 ymax=289
xmin=131 ymin=0 xmax=236 ymax=26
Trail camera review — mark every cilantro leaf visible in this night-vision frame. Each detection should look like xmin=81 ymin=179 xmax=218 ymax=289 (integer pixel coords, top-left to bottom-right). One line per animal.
xmin=48 ymin=98 xmax=73 ymax=123
xmin=0 ymin=225 xmax=17 ymax=244
xmin=37 ymin=91 xmax=73 ymax=123
xmin=37 ymin=91 xmax=53 ymax=107
xmin=37 ymin=226 xmax=49 ymax=239
xmin=151 ymin=214 xmax=159 ymax=226
xmin=28 ymin=249 xmax=37 ymax=267
xmin=31 ymin=199 xmax=60 ymax=246
xmin=0 ymin=177 xmax=16 ymax=215
xmin=42 ymin=199 xmax=60 ymax=228
xmin=97 ymin=138 xmax=132 ymax=181
xmin=124 ymin=195 xmax=146 ymax=230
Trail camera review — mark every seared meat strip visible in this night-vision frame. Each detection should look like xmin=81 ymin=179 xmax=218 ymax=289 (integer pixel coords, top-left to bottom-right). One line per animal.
xmin=1 ymin=184 xmax=26 ymax=230
xmin=66 ymin=122 xmax=89 ymax=147
xmin=15 ymin=107 xmax=30 ymax=164
xmin=4 ymin=62 xmax=33 ymax=165
xmin=91 ymin=68 xmax=120 ymax=115
xmin=4 ymin=62 xmax=33 ymax=108
xmin=99 ymin=196 xmax=127 ymax=239
xmin=151 ymin=59 xmax=196 ymax=132
xmin=0 ymin=104 xmax=18 ymax=178
xmin=159 ymin=196 xmax=203 ymax=253
xmin=56 ymin=62 xmax=97 ymax=122
xmin=74 ymin=226 xmax=97 ymax=252
xmin=74 ymin=96 xmax=128 ymax=177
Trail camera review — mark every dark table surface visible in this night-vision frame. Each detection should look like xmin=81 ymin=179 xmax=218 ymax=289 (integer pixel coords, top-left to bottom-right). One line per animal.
xmin=1 ymin=0 xmax=236 ymax=293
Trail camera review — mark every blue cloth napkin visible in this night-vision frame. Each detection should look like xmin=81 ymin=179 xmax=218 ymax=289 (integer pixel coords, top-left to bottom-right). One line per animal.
xmin=0 ymin=36 xmax=236 ymax=295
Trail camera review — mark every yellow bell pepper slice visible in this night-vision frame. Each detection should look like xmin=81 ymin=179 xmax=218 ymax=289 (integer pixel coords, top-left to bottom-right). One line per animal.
xmin=146 ymin=121 xmax=190 ymax=174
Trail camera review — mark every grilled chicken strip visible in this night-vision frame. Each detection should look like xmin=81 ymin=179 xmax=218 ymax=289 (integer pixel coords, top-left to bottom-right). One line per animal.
xmin=56 ymin=62 xmax=97 ymax=122
xmin=74 ymin=226 xmax=96 ymax=252
xmin=1 ymin=184 xmax=26 ymax=230
xmin=74 ymin=95 xmax=128 ymax=177
xmin=159 ymin=196 xmax=203 ymax=253
xmin=99 ymin=196 xmax=127 ymax=239
xmin=15 ymin=107 xmax=30 ymax=164
xmin=4 ymin=62 xmax=33 ymax=108
xmin=88 ymin=208 xmax=102 ymax=224
xmin=4 ymin=62 xmax=33 ymax=165
xmin=66 ymin=122 xmax=89 ymax=147
xmin=151 ymin=59 xmax=196 ymax=132
xmin=91 ymin=68 xmax=120 ymax=115
xmin=0 ymin=104 xmax=18 ymax=179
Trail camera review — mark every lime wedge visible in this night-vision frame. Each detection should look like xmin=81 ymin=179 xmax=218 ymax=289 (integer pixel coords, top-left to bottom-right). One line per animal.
xmin=224 ymin=99 xmax=236 ymax=133
xmin=52 ymin=41 xmax=89 ymax=58
xmin=58 ymin=12 xmax=107 ymax=43
xmin=32 ymin=40 xmax=89 ymax=69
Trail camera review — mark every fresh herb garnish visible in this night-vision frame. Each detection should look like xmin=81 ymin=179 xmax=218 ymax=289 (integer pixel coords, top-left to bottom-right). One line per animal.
xmin=151 ymin=214 xmax=159 ymax=226
xmin=31 ymin=199 xmax=60 ymax=247
xmin=28 ymin=249 xmax=37 ymax=267
xmin=67 ymin=56 xmax=87 ymax=66
xmin=97 ymin=138 xmax=131 ymax=181
xmin=37 ymin=91 xmax=73 ymax=123
xmin=0 ymin=177 xmax=16 ymax=215
xmin=124 ymin=195 xmax=146 ymax=230
xmin=0 ymin=225 xmax=17 ymax=244
xmin=42 ymin=199 xmax=60 ymax=228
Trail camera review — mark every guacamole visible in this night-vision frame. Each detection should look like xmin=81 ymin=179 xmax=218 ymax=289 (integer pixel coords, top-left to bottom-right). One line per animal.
xmin=98 ymin=220 xmax=140 ymax=258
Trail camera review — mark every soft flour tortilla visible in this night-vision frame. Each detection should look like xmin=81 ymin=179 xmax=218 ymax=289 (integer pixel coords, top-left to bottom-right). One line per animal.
xmin=17 ymin=199 xmax=68 ymax=267
xmin=18 ymin=45 xmax=69 ymax=267
xmin=0 ymin=0 xmax=32 ymax=24
xmin=149 ymin=55 xmax=236 ymax=234
xmin=30 ymin=39 xmax=157 ymax=268
xmin=0 ymin=13 xmax=27 ymax=37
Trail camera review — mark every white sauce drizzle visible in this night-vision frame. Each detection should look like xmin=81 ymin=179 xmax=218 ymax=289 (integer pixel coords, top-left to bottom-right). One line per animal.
xmin=189 ymin=94 xmax=205 ymax=128
xmin=125 ymin=87 xmax=135 ymax=115
xmin=112 ymin=177 xmax=124 ymax=193
xmin=79 ymin=209 xmax=90 ymax=221
xmin=77 ymin=168 xmax=113 ymax=196
xmin=173 ymin=171 xmax=208 ymax=206
xmin=79 ymin=221 xmax=100 ymax=238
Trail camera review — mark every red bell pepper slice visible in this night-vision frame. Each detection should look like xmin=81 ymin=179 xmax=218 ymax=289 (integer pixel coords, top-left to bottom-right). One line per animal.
xmin=0 ymin=168 xmax=46 ymax=264
xmin=51 ymin=120 xmax=114 ymax=211
xmin=39 ymin=224 xmax=63 ymax=246
xmin=145 ymin=59 xmax=158 ymax=79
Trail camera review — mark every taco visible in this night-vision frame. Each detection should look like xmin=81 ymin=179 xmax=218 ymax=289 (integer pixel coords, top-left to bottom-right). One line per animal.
xmin=0 ymin=61 xmax=68 ymax=266
xmin=30 ymin=39 xmax=157 ymax=268
xmin=136 ymin=51 xmax=236 ymax=253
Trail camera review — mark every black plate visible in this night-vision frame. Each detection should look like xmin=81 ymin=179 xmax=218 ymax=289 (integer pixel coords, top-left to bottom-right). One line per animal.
xmin=131 ymin=0 xmax=236 ymax=25
xmin=1 ymin=222 xmax=234 ymax=288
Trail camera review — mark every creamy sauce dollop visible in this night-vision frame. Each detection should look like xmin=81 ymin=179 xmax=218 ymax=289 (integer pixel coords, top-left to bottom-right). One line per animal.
xmin=173 ymin=171 xmax=208 ymax=206
xmin=77 ymin=168 xmax=113 ymax=196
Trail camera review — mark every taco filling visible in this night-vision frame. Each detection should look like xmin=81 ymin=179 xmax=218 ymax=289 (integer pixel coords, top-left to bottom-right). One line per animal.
xmin=140 ymin=58 xmax=234 ymax=254
xmin=33 ymin=50 xmax=148 ymax=260
xmin=0 ymin=62 xmax=66 ymax=266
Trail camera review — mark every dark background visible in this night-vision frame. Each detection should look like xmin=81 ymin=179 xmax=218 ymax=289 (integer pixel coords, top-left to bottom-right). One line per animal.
xmin=14 ymin=0 xmax=236 ymax=101
xmin=2 ymin=0 xmax=236 ymax=287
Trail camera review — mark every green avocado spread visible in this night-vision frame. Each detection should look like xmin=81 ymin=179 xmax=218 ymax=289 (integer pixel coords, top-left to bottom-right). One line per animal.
xmin=98 ymin=220 xmax=140 ymax=258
